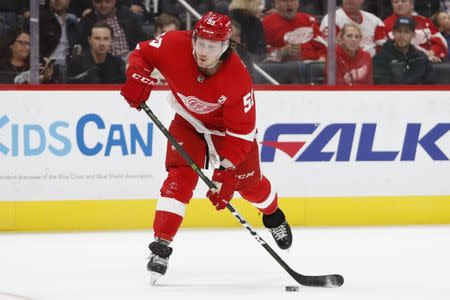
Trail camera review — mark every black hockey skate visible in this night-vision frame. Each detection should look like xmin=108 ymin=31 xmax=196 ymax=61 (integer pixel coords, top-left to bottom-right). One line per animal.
xmin=262 ymin=208 xmax=292 ymax=250
xmin=147 ymin=238 xmax=173 ymax=285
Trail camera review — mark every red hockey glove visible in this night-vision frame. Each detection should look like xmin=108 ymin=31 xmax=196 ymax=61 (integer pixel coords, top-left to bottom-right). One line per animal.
xmin=206 ymin=168 xmax=238 ymax=210
xmin=120 ymin=67 xmax=157 ymax=109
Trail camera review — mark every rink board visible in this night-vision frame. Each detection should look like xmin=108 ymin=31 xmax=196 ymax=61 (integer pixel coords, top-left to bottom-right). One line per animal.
xmin=1 ymin=197 xmax=450 ymax=231
xmin=1 ymin=87 xmax=450 ymax=230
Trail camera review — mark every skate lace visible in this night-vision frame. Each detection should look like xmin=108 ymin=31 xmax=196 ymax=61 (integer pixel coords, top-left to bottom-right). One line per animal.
xmin=149 ymin=254 xmax=169 ymax=266
xmin=271 ymin=223 xmax=287 ymax=240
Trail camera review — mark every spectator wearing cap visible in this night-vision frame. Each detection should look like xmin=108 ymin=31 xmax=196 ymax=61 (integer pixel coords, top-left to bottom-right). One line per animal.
xmin=431 ymin=10 xmax=450 ymax=57
xmin=384 ymin=0 xmax=448 ymax=62
xmin=320 ymin=0 xmax=388 ymax=57
xmin=373 ymin=16 xmax=433 ymax=84
xmin=262 ymin=0 xmax=327 ymax=62
xmin=76 ymin=0 xmax=147 ymax=60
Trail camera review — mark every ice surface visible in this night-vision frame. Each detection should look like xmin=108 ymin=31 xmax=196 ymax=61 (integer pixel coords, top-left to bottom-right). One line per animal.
xmin=1 ymin=226 xmax=449 ymax=300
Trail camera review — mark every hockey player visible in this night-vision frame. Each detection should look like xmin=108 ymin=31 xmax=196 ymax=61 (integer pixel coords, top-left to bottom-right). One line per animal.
xmin=120 ymin=11 xmax=293 ymax=283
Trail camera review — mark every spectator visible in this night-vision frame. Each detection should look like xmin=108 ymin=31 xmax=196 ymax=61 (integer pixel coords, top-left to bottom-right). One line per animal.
xmin=0 ymin=26 xmax=54 ymax=84
xmin=0 ymin=27 xmax=30 ymax=83
xmin=154 ymin=13 xmax=181 ymax=35
xmin=328 ymin=23 xmax=373 ymax=85
xmin=321 ymin=0 xmax=388 ymax=57
xmin=373 ymin=16 xmax=432 ymax=84
xmin=431 ymin=10 xmax=450 ymax=57
xmin=230 ymin=18 xmax=256 ymax=79
xmin=67 ymin=21 xmax=126 ymax=83
xmin=76 ymin=0 xmax=147 ymax=60
xmin=262 ymin=0 xmax=327 ymax=62
xmin=384 ymin=0 xmax=448 ymax=62
xmin=39 ymin=0 xmax=78 ymax=82
xmin=151 ymin=13 xmax=181 ymax=84
xmin=229 ymin=0 xmax=267 ymax=60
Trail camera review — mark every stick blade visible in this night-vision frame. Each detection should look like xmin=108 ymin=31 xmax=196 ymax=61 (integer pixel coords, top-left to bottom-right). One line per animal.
xmin=291 ymin=271 xmax=344 ymax=287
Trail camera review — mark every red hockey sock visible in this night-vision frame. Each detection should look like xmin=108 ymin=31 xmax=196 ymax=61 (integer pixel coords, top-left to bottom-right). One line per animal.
xmin=239 ymin=176 xmax=278 ymax=215
xmin=153 ymin=197 xmax=186 ymax=241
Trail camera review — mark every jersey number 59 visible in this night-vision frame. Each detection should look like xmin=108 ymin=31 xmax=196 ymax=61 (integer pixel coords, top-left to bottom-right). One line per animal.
xmin=149 ymin=32 xmax=167 ymax=49
xmin=243 ymin=90 xmax=255 ymax=113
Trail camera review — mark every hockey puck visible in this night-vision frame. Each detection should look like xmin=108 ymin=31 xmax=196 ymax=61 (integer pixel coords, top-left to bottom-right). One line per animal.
xmin=285 ymin=286 xmax=300 ymax=292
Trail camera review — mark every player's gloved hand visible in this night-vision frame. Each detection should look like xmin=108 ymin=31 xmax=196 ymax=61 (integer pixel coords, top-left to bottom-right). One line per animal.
xmin=206 ymin=167 xmax=238 ymax=210
xmin=120 ymin=66 xmax=157 ymax=109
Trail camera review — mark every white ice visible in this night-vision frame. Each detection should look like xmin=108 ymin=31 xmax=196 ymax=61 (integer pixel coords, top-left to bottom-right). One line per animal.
xmin=1 ymin=226 xmax=449 ymax=300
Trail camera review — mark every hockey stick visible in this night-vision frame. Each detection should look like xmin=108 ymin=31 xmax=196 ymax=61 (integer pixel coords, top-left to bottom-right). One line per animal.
xmin=140 ymin=103 xmax=344 ymax=288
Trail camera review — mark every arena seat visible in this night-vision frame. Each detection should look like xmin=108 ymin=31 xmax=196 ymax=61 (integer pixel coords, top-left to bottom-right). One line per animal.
xmin=253 ymin=61 xmax=303 ymax=84
xmin=304 ymin=61 xmax=325 ymax=85
xmin=431 ymin=62 xmax=450 ymax=84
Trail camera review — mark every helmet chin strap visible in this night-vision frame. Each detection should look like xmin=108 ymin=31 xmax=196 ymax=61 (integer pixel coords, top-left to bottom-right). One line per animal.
xmin=192 ymin=39 xmax=229 ymax=69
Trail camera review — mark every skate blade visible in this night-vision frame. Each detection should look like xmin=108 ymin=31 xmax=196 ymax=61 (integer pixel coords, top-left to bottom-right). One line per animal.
xmin=149 ymin=272 xmax=162 ymax=286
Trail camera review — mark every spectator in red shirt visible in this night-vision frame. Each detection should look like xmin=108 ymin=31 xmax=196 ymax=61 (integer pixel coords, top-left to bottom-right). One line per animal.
xmin=431 ymin=10 xmax=450 ymax=58
xmin=326 ymin=23 xmax=373 ymax=85
xmin=384 ymin=0 xmax=448 ymax=62
xmin=262 ymin=0 xmax=326 ymax=62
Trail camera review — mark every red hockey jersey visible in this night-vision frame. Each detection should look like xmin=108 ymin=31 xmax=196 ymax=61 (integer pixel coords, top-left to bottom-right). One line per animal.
xmin=333 ymin=45 xmax=373 ymax=85
xmin=384 ymin=13 xmax=448 ymax=59
xmin=262 ymin=12 xmax=327 ymax=61
xmin=128 ymin=30 xmax=256 ymax=166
